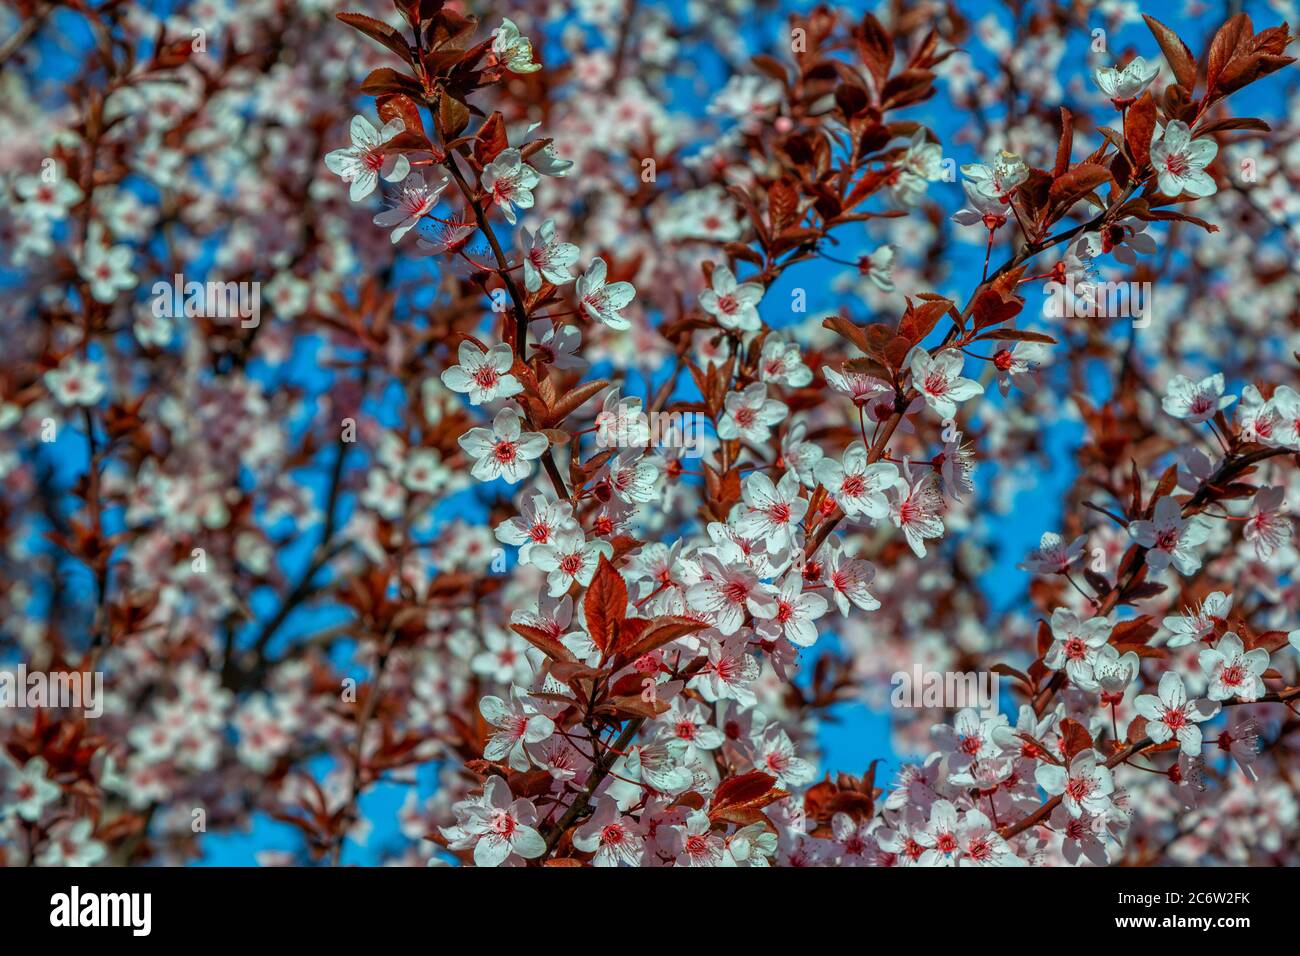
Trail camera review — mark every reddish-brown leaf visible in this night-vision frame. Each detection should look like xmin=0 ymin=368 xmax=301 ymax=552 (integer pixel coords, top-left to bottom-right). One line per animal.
xmin=1206 ymin=13 xmax=1253 ymax=95
xmin=509 ymin=623 xmax=577 ymax=663
xmin=615 ymin=615 xmax=710 ymax=662
xmin=474 ymin=111 xmax=509 ymax=167
xmin=767 ymin=178 xmax=799 ymax=233
xmin=546 ymin=378 xmax=609 ymax=427
xmin=1060 ymin=718 xmax=1093 ymax=760
xmin=584 ymin=554 xmax=627 ymax=656
xmin=1049 ymin=162 xmax=1113 ymax=209
xmin=1125 ymin=92 xmax=1157 ymax=168
xmin=337 ymin=12 xmax=415 ymax=65
xmin=1142 ymin=14 xmax=1197 ymax=91
xmin=1053 ymin=107 xmax=1074 ymax=178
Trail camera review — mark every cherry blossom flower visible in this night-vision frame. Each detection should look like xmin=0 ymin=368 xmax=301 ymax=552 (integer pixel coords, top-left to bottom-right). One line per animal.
xmin=753 ymin=727 xmax=815 ymax=789
xmin=662 ymin=698 xmax=726 ymax=764
xmin=441 ymin=340 xmax=523 ymax=406
xmin=1128 ymin=496 xmax=1211 ymax=576
xmin=908 ymin=347 xmax=984 ymax=419
xmin=1270 ymin=385 xmax=1300 ymax=449
xmin=481 ymin=148 xmax=539 ymax=225
xmin=699 ymin=264 xmax=763 ymax=332
xmin=1160 ymin=372 xmax=1235 ymax=422
xmin=960 ymin=150 xmax=1029 ymax=203
xmin=1093 ymin=56 xmax=1159 ymax=107
xmin=672 ymin=810 xmax=730 ymax=867
xmin=1044 ymin=608 xmax=1113 ymax=691
xmin=1134 ymin=672 xmax=1218 ymax=756
xmin=413 ymin=218 xmax=476 ymax=257
xmin=815 ymin=442 xmax=898 ymax=522
xmin=527 ymin=319 xmax=586 ymax=371
xmin=915 ymin=799 xmax=963 ymax=866
xmin=495 ymin=494 xmax=577 ymax=563
xmin=575 ymin=257 xmax=636 ymax=329
xmin=532 ymin=529 xmax=614 ymax=597
xmin=373 ymin=170 xmax=451 ymax=243
xmin=1050 ymin=804 xmax=1111 ymax=866
xmin=932 ymin=708 xmax=1003 ymax=771
xmin=1036 ymin=749 xmax=1115 ymax=818
xmin=727 ymin=823 xmax=779 ymax=866
xmin=441 ymin=777 xmax=546 ymax=867
xmin=752 ymin=569 xmax=828 ymax=647
xmin=822 ymin=365 xmax=893 ymax=407
xmin=45 ymin=356 xmax=107 ymax=406
xmin=819 ymin=541 xmax=880 ymax=616
xmin=1237 ymin=385 xmax=1282 ymax=445
xmin=890 ymin=130 xmax=943 ymax=207
xmin=15 ymin=168 xmax=83 ymax=219
xmin=951 ymin=179 xmax=1011 ymax=228
xmin=403 ymin=449 xmax=449 ymax=494
xmin=688 ymin=543 xmax=776 ymax=635
xmin=1076 ymin=217 xmax=1158 ymax=266
xmin=691 ymin=634 xmax=761 ymax=707
xmin=735 ymin=471 xmax=808 ymax=547
xmin=993 ymin=340 xmax=1051 ymax=396
xmin=756 ymin=339 xmax=812 ymax=388
xmin=780 ymin=421 xmax=825 ymax=488
xmin=1150 ymin=120 xmax=1218 ymax=198
xmin=572 ymin=800 xmax=645 ymax=867
xmin=889 ymin=462 xmax=946 ymax=557
xmin=1214 ymin=715 xmax=1262 ymax=782
xmin=324 ymin=115 xmax=410 ymax=201
xmin=936 ymin=437 xmax=976 ymax=500
xmin=716 ymin=383 xmax=787 ymax=444
xmin=480 ymin=690 xmax=556 ymax=771
xmin=607 ymin=743 xmax=693 ymax=808
xmin=457 ymin=407 xmax=549 ymax=484
xmin=1163 ymin=591 xmax=1232 ymax=647
xmin=78 ymin=224 xmax=137 ymax=302
xmin=1242 ymin=486 xmax=1292 ymax=560
xmin=1093 ymin=645 xmax=1141 ymax=701
xmin=957 ymin=810 xmax=1023 ymax=867
xmin=520 ymin=219 xmax=579 ymax=291
xmin=35 ymin=819 xmax=106 ymax=867
xmin=1019 ymin=531 xmax=1087 ymax=574
xmin=858 ymin=244 xmax=895 ymax=292
xmin=528 ymin=141 xmax=573 ymax=177
xmin=3 ymin=756 xmax=60 ymax=821
xmin=1198 ymin=633 xmax=1269 ymax=703
xmin=491 ymin=18 xmax=541 ymax=74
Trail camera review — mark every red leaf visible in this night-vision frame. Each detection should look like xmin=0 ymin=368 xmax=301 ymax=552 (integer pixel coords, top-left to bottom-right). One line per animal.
xmin=474 ymin=111 xmax=509 ymax=167
xmin=509 ymin=623 xmax=577 ymax=663
xmin=898 ymin=297 xmax=952 ymax=345
xmin=336 ymin=12 xmax=414 ymax=65
xmin=1206 ymin=13 xmax=1252 ymax=95
xmin=615 ymin=615 xmax=710 ymax=662
xmin=711 ymin=771 xmax=780 ymax=813
xmin=1125 ymin=92 xmax=1157 ymax=169
xmin=1049 ymin=162 xmax=1112 ymax=209
xmin=584 ymin=555 xmax=627 ymax=658
xmin=1060 ymin=718 xmax=1093 ymax=760
xmin=1053 ymin=107 xmax=1073 ymax=178
xmin=1142 ymin=14 xmax=1197 ymax=91
xmin=855 ymin=13 xmax=893 ymax=91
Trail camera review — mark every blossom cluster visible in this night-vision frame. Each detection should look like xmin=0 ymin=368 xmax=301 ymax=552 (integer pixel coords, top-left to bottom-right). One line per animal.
xmin=0 ymin=0 xmax=1298 ymax=869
